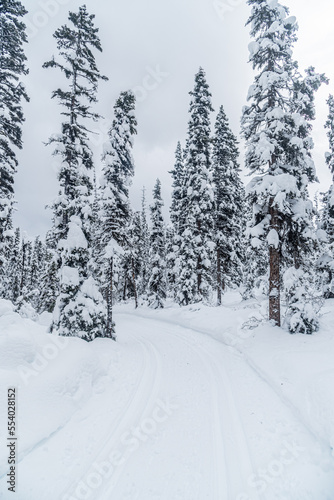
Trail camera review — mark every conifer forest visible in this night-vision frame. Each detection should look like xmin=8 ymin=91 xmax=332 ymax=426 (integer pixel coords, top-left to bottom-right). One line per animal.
xmin=1 ymin=1 xmax=334 ymax=499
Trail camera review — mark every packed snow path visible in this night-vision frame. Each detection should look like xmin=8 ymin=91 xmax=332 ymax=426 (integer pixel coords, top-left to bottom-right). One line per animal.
xmin=0 ymin=300 xmax=334 ymax=499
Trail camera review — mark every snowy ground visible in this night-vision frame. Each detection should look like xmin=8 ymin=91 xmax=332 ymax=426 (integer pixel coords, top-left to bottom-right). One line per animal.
xmin=0 ymin=294 xmax=334 ymax=500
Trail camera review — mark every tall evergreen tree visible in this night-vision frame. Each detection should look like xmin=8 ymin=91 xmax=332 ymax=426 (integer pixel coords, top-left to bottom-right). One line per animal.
xmin=44 ymin=6 xmax=108 ymax=340
xmin=0 ymin=0 xmax=29 ymax=286
xmin=121 ymin=211 xmax=142 ymax=308
xmin=282 ymin=68 xmax=326 ymax=333
xmin=319 ymin=94 xmax=334 ymax=297
xmin=98 ymin=90 xmax=137 ymax=338
xmin=176 ymin=68 xmax=215 ymax=305
xmin=169 ymin=142 xmax=185 ymax=296
xmin=3 ymin=226 xmax=21 ymax=302
xmin=38 ymin=230 xmax=59 ymax=313
xmin=138 ymin=187 xmax=150 ymax=296
xmin=242 ymin=0 xmax=325 ymax=329
xmin=170 ymin=142 xmax=185 ymax=235
xmin=212 ymin=106 xmax=245 ymax=304
xmin=147 ymin=179 xmax=167 ymax=308
xmin=101 ymin=91 xmax=137 ymax=246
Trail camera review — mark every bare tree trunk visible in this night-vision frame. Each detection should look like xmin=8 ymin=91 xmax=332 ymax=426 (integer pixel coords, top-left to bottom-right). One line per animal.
xmin=269 ymin=200 xmax=281 ymax=326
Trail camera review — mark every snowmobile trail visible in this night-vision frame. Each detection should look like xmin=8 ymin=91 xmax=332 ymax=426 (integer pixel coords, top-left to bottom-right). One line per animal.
xmin=60 ymin=332 xmax=162 ymax=500
xmin=107 ymin=311 xmax=334 ymax=500
xmin=5 ymin=306 xmax=334 ymax=500
xmin=110 ymin=313 xmax=258 ymax=500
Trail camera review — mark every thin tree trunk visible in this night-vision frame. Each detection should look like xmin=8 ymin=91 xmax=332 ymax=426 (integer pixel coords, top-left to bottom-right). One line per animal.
xmin=131 ymin=257 xmax=138 ymax=309
xmin=269 ymin=201 xmax=281 ymax=326
xmin=217 ymin=247 xmax=222 ymax=306
xmin=197 ymin=255 xmax=202 ymax=297
xmin=106 ymin=257 xmax=115 ymax=340
xmin=123 ymin=275 xmax=127 ymax=301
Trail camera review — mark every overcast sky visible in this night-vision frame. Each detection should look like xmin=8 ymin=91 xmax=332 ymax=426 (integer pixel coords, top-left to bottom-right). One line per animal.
xmin=13 ymin=0 xmax=334 ymax=236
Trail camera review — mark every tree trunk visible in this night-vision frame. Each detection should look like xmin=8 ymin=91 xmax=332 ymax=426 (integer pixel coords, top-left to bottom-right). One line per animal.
xmin=217 ymin=247 xmax=222 ymax=306
xmin=106 ymin=257 xmax=116 ymax=340
xmin=197 ymin=255 xmax=202 ymax=297
xmin=131 ymin=257 xmax=138 ymax=309
xmin=123 ymin=275 xmax=127 ymax=302
xmin=269 ymin=201 xmax=281 ymax=326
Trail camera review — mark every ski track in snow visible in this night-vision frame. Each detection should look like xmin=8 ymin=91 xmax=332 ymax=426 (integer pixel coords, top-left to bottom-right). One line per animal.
xmin=61 ymin=333 xmax=162 ymax=499
xmin=95 ymin=334 xmax=163 ymax=497
xmin=169 ymin=326 xmax=257 ymax=500
xmin=113 ymin=313 xmax=259 ymax=500
xmin=3 ymin=305 xmax=334 ymax=499
xmin=126 ymin=308 xmax=333 ymax=457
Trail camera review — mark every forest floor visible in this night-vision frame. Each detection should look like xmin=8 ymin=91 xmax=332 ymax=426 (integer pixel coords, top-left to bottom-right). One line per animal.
xmin=0 ymin=293 xmax=334 ymax=499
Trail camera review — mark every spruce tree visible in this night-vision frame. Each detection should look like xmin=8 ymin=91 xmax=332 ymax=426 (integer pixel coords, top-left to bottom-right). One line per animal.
xmin=121 ymin=212 xmax=142 ymax=308
xmin=176 ymin=68 xmax=215 ymax=305
xmin=169 ymin=143 xmax=185 ymax=298
xmin=242 ymin=0 xmax=325 ymax=329
xmin=138 ymin=187 xmax=150 ymax=297
xmin=44 ymin=6 xmax=108 ymax=340
xmin=170 ymin=142 xmax=185 ymax=235
xmin=282 ymin=68 xmax=326 ymax=333
xmin=0 ymin=0 xmax=29 ymax=286
xmin=3 ymin=227 xmax=21 ymax=302
xmin=212 ymin=106 xmax=245 ymax=304
xmin=98 ymin=90 xmax=137 ymax=337
xmin=319 ymin=95 xmax=334 ymax=297
xmin=165 ymin=224 xmax=176 ymax=296
xmin=101 ymin=91 xmax=137 ymax=246
xmin=147 ymin=179 xmax=167 ymax=308
xmin=38 ymin=230 xmax=59 ymax=313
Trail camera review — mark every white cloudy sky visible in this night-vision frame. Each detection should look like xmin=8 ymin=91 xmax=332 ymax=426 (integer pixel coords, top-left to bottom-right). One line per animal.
xmin=14 ymin=0 xmax=334 ymax=236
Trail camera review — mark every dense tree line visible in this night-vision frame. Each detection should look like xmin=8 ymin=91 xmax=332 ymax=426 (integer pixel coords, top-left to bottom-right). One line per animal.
xmin=1 ymin=0 xmax=334 ymax=340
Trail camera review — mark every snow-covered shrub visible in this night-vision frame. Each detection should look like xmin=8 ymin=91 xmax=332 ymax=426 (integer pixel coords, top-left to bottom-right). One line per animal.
xmin=284 ymin=267 xmax=322 ymax=334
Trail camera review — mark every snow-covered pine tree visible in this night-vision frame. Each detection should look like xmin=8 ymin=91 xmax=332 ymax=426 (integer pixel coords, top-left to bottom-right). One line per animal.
xmin=165 ymin=224 xmax=176 ymax=296
xmin=176 ymin=68 xmax=215 ymax=305
xmin=0 ymin=0 xmax=29 ymax=287
xmin=170 ymin=142 xmax=185 ymax=235
xmin=3 ymin=226 xmax=21 ymax=302
xmin=138 ymin=187 xmax=150 ymax=297
xmin=242 ymin=0 xmax=325 ymax=329
xmin=15 ymin=236 xmax=34 ymax=314
xmin=320 ymin=94 xmax=334 ymax=297
xmin=282 ymin=68 xmax=327 ymax=334
xmin=98 ymin=90 xmax=137 ymax=337
xmin=27 ymin=236 xmax=46 ymax=309
xmin=147 ymin=179 xmax=167 ymax=308
xmin=212 ymin=106 xmax=245 ymax=304
xmin=169 ymin=142 xmax=185 ymax=295
xmin=37 ymin=230 xmax=59 ymax=313
xmin=121 ymin=211 xmax=142 ymax=308
xmin=44 ymin=6 xmax=108 ymax=340
xmin=101 ymin=91 xmax=137 ymax=246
